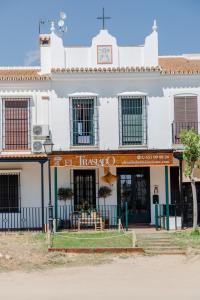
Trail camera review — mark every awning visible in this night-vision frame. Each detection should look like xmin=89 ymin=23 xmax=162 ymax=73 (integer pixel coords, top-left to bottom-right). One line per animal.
xmin=0 ymin=153 xmax=47 ymax=163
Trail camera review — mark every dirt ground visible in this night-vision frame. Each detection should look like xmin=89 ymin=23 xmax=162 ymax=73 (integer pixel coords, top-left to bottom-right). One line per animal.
xmin=0 ymin=255 xmax=200 ymax=300
xmin=1 ymin=232 xmax=200 ymax=299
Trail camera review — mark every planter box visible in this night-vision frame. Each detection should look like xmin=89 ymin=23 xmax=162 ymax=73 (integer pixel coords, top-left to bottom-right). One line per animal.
xmin=160 ymin=216 xmax=182 ymax=230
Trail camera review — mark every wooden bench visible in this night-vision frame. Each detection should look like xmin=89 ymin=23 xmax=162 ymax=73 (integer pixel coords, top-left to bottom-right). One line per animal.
xmin=77 ymin=212 xmax=103 ymax=231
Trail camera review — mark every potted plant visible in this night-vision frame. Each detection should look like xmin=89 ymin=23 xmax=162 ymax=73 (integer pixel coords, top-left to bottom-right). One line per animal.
xmin=58 ymin=187 xmax=73 ymax=206
xmin=98 ymin=186 xmax=112 ymax=207
xmin=57 ymin=187 xmax=73 ymax=229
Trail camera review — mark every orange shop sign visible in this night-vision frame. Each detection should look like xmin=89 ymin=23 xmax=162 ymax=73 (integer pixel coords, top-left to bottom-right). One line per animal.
xmin=50 ymin=152 xmax=173 ymax=168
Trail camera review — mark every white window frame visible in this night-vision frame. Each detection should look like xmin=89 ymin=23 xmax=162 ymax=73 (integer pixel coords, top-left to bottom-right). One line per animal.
xmin=118 ymin=93 xmax=147 ymax=147
xmin=1 ymin=96 xmax=32 ymax=151
xmin=69 ymin=95 xmax=99 ymax=148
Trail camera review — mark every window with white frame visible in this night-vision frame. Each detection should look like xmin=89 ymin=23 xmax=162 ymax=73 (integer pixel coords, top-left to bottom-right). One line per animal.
xmin=0 ymin=173 xmax=20 ymax=212
xmin=70 ymin=97 xmax=98 ymax=146
xmin=119 ymin=96 xmax=147 ymax=145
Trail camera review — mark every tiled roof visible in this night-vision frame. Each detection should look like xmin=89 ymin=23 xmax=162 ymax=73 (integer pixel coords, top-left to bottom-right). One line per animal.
xmin=1 ymin=57 xmax=200 ymax=80
xmin=52 ymin=58 xmax=200 ymax=75
xmin=51 ymin=66 xmax=161 ymax=74
xmin=159 ymin=57 xmax=200 ymax=74
xmin=0 ymin=69 xmax=51 ymax=81
xmin=0 ymin=153 xmax=47 ymax=159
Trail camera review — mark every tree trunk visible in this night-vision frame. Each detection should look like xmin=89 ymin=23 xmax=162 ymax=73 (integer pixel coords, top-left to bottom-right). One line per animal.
xmin=191 ymin=163 xmax=198 ymax=230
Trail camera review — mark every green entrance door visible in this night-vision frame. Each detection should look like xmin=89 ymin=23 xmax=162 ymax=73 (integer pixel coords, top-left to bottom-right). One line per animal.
xmin=117 ymin=168 xmax=151 ymax=224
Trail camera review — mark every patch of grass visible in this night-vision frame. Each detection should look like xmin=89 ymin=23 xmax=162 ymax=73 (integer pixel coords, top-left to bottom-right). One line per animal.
xmin=51 ymin=231 xmax=134 ymax=248
xmin=0 ymin=232 xmax=134 ymax=272
xmin=170 ymin=231 xmax=200 ymax=250
xmin=190 ymin=228 xmax=200 ymax=236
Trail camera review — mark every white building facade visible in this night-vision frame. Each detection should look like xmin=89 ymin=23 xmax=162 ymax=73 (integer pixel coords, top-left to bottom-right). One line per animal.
xmin=0 ymin=20 xmax=199 ymax=230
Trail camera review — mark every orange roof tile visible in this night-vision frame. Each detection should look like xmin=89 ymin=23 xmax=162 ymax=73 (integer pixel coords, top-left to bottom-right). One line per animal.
xmin=0 ymin=153 xmax=47 ymax=159
xmin=1 ymin=57 xmax=200 ymax=80
xmin=0 ymin=69 xmax=51 ymax=81
xmin=159 ymin=57 xmax=200 ymax=74
xmin=51 ymin=66 xmax=161 ymax=74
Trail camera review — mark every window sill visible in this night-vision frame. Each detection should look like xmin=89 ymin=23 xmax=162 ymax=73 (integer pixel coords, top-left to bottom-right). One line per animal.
xmin=1 ymin=150 xmax=32 ymax=155
xmin=118 ymin=144 xmax=148 ymax=150
xmin=70 ymin=145 xmax=99 ymax=151
xmin=172 ymin=143 xmax=184 ymax=149
xmin=1 ymin=149 xmax=31 ymax=152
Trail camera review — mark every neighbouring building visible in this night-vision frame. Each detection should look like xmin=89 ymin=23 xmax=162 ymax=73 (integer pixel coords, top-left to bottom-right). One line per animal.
xmin=0 ymin=16 xmax=200 ymax=230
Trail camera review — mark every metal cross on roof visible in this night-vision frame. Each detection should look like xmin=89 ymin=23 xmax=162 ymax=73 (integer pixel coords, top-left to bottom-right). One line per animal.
xmin=97 ymin=7 xmax=111 ymax=29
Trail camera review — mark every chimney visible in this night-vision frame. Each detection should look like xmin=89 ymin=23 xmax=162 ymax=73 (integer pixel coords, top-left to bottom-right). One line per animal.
xmin=40 ymin=22 xmax=65 ymax=74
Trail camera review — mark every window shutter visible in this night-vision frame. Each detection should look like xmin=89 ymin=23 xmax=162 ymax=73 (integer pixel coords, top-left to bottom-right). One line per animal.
xmin=174 ymin=96 xmax=197 ymax=123
xmin=185 ymin=96 xmax=197 ymax=122
xmin=174 ymin=97 xmax=186 ymax=122
xmin=4 ymin=99 xmax=29 ymax=150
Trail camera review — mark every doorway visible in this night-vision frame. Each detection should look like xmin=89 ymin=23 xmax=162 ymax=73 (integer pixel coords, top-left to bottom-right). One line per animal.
xmin=73 ymin=170 xmax=96 ymax=208
xmin=117 ymin=168 xmax=150 ymax=223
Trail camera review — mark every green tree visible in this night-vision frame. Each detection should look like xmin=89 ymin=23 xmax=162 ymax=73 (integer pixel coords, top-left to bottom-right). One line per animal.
xmin=180 ymin=129 xmax=200 ymax=230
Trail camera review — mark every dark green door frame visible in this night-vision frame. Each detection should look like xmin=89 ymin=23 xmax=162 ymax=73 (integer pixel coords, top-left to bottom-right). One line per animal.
xmin=54 ymin=167 xmax=58 ymax=224
xmin=39 ymin=161 xmax=45 ymax=232
xmin=117 ymin=167 xmax=151 ymax=224
xmin=165 ymin=166 xmax=170 ymax=230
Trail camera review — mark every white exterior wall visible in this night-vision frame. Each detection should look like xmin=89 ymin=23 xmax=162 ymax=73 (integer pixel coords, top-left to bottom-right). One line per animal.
xmin=0 ymin=162 xmax=49 ymax=228
xmin=119 ymin=47 xmax=143 ymax=67
xmin=50 ymin=74 xmax=200 ymax=151
xmin=1 ymin=24 xmax=200 ymax=227
xmin=0 ymin=75 xmax=200 ymax=218
xmin=40 ymin=26 xmax=158 ymax=73
xmin=150 ymin=166 xmax=167 ymax=224
xmin=65 ymin=48 xmax=91 ymax=68
xmin=0 ymin=162 xmax=48 ymax=207
xmin=1 ymin=75 xmax=200 ymax=153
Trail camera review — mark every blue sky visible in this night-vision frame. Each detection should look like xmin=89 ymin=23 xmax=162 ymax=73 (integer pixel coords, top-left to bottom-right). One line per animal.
xmin=0 ymin=0 xmax=199 ymax=66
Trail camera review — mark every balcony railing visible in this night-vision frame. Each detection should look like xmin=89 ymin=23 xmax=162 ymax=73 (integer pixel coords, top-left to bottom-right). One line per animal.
xmin=172 ymin=122 xmax=199 ymax=144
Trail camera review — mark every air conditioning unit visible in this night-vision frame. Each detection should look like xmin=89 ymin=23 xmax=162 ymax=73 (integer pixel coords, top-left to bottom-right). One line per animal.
xmin=32 ymin=141 xmax=43 ymax=153
xmin=33 ymin=125 xmax=49 ymax=137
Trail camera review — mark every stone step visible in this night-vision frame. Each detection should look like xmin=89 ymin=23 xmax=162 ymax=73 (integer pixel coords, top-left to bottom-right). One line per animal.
xmin=135 ymin=232 xmax=185 ymax=255
xmin=138 ymin=243 xmax=175 ymax=248
xmin=145 ymin=250 xmax=186 ymax=255
xmin=137 ymin=240 xmax=173 ymax=245
xmin=136 ymin=234 xmax=171 ymax=238
xmin=144 ymin=246 xmax=182 ymax=250
xmin=137 ymin=239 xmax=172 ymax=243
xmin=137 ymin=237 xmax=172 ymax=241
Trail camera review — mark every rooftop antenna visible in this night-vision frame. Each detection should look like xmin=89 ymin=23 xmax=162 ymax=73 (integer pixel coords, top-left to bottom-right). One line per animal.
xmin=39 ymin=12 xmax=68 ymax=36
xmin=57 ymin=11 xmax=67 ymax=36
xmin=39 ymin=20 xmax=45 ymax=34
xmin=39 ymin=19 xmax=51 ymax=34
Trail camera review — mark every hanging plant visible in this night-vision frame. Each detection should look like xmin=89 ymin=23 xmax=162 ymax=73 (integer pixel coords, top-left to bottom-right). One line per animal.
xmin=58 ymin=187 xmax=73 ymax=205
xmin=98 ymin=186 xmax=112 ymax=206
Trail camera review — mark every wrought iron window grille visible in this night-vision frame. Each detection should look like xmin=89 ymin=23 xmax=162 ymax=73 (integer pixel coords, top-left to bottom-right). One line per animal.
xmin=119 ymin=96 xmax=147 ymax=146
xmin=0 ymin=174 xmax=21 ymax=213
xmin=70 ymin=97 xmax=99 ymax=147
